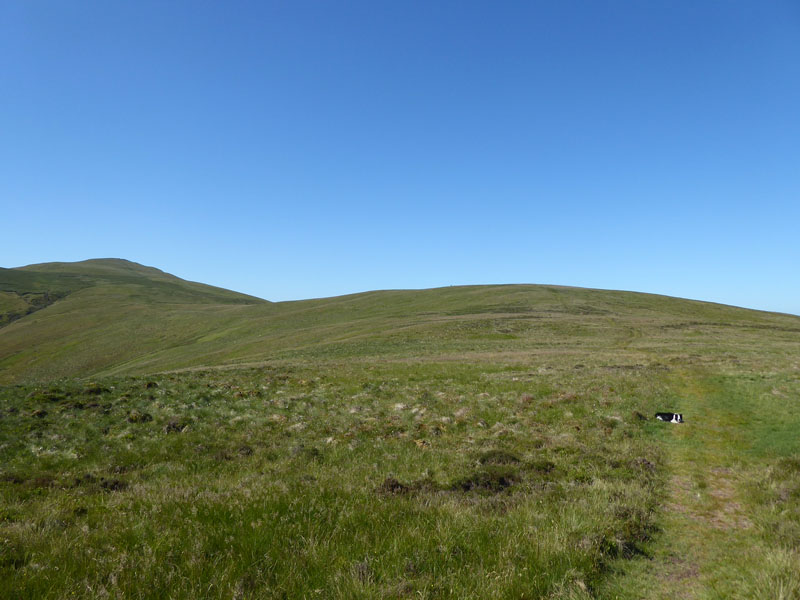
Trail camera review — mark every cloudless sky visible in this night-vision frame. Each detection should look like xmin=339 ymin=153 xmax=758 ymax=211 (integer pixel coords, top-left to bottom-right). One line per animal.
xmin=2 ymin=1 xmax=799 ymax=314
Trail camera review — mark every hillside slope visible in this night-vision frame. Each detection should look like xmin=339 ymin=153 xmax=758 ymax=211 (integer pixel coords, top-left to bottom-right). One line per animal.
xmin=3 ymin=260 xmax=800 ymax=599
xmin=2 ymin=258 xmax=264 ymax=305
xmin=1 ymin=259 xmax=799 ymax=383
xmin=0 ymin=259 xmax=267 ymax=382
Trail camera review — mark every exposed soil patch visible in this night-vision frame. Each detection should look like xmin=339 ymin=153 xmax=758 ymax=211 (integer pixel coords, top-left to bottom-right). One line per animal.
xmin=238 ymin=444 xmax=254 ymax=456
xmin=127 ymin=409 xmax=152 ymax=423
xmin=450 ymin=466 xmax=520 ymax=493
xmin=27 ymin=388 xmax=70 ymax=403
xmin=290 ymin=444 xmax=322 ymax=461
xmin=377 ymin=476 xmax=440 ymax=496
xmin=706 ymin=471 xmax=753 ymax=530
xmin=84 ymin=383 xmax=110 ymax=395
xmin=667 ymin=468 xmax=753 ymax=530
xmin=663 ymin=555 xmax=701 ymax=583
xmin=99 ymin=478 xmax=128 ymax=492
xmin=71 ymin=473 xmax=128 ymax=492
xmin=634 ymin=457 xmax=656 ymax=473
xmin=164 ymin=418 xmax=187 ymax=433
xmin=109 ymin=463 xmax=141 ymax=474
xmin=73 ymin=473 xmax=97 ymax=487
xmin=378 ymin=477 xmax=410 ymax=495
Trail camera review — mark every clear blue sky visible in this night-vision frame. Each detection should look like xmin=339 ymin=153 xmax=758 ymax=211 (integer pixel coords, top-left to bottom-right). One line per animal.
xmin=2 ymin=2 xmax=799 ymax=314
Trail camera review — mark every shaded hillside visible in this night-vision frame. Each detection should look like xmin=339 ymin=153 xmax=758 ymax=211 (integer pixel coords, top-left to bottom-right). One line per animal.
xmin=1 ymin=259 xmax=799 ymax=383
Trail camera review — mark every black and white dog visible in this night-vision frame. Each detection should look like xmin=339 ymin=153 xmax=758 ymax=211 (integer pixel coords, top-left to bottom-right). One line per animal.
xmin=655 ymin=412 xmax=683 ymax=423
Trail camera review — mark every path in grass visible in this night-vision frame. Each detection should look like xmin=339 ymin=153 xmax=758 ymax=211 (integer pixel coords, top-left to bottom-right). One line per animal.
xmin=601 ymin=369 xmax=761 ymax=599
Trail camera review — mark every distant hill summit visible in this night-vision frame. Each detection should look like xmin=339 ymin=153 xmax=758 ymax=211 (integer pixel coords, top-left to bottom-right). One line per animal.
xmin=0 ymin=259 xmax=270 ymax=382
xmin=1 ymin=259 xmax=799 ymax=384
xmin=3 ymin=258 xmax=265 ymax=305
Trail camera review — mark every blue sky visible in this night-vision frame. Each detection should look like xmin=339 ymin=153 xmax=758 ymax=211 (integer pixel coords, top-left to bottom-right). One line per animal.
xmin=2 ymin=2 xmax=799 ymax=314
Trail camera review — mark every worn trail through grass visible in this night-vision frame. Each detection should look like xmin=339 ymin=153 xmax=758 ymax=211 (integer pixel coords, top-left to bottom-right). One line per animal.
xmin=644 ymin=372 xmax=752 ymax=599
xmin=604 ymin=368 xmax=795 ymax=600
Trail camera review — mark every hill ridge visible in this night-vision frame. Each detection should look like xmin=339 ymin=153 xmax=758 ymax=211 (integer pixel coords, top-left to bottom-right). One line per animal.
xmin=2 ymin=259 xmax=799 ymax=383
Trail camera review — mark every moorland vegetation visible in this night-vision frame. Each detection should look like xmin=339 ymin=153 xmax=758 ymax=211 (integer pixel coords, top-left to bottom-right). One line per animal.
xmin=1 ymin=259 xmax=799 ymax=599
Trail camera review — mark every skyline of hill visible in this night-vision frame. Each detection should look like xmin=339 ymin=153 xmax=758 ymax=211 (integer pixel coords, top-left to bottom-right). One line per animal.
xmin=2 ymin=258 xmax=799 ymax=384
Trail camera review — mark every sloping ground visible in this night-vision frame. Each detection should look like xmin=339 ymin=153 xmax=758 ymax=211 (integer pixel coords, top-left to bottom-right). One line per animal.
xmin=1 ymin=259 xmax=799 ymax=384
xmin=3 ymin=258 xmax=265 ymax=305
xmin=0 ymin=259 xmax=267 ymax=382
xmin=2 ymin=260 xmax=800 ymax=598
xmin=0 ymin=290 xmax=65 ymax=327
xmin=2 ymin=317 xmax=799 ymax=598
xmin=598 ymin=367 xmax=800 ymax=599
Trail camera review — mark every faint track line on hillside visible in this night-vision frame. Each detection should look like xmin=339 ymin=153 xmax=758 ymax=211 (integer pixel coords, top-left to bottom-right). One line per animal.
xmin=612 ymin=370 xmax=758 ymax=599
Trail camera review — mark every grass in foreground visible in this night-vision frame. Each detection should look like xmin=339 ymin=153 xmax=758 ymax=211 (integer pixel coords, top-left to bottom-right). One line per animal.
xmin=597 ymin=366 xmax=800 ymax=600
xmin=2 ymin=360 xmax=668 ymax=599
xmin=3 ymin=357 xmax=800 ymax=598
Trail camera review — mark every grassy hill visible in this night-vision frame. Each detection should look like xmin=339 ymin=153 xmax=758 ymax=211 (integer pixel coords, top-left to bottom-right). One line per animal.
xmin=2 ymin=260 xmax=800 ymax=599
xmin=1 ymin=259 xmax=798 ymax=384
xmin=0 ymin=259 xmax=267 ymax=382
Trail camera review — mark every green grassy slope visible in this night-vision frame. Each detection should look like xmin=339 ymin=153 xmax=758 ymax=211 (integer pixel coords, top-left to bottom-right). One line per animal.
xmin=3 ymin=260 xmax=800 ymax=599
xmin=1 ymin=260 xmax=799 ymax=384
xmin=0 ymin=259 xmax=268 ymax=382
xmin=6 ymin=258 xmax=265 ymax=305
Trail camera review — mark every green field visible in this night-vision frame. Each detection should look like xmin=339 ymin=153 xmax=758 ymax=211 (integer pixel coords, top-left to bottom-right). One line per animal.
xmin=1 ymin=260 xmax=799 ymax=598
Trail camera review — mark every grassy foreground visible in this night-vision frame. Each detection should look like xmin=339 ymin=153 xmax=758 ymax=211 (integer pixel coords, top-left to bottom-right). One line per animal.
xmin=2 ymin=260 xmax=800 ymax=598
xmin=4 ymin=360 xmax=800 ymax=598
xmin=2 ymin=360 xmax=668 ymax=599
